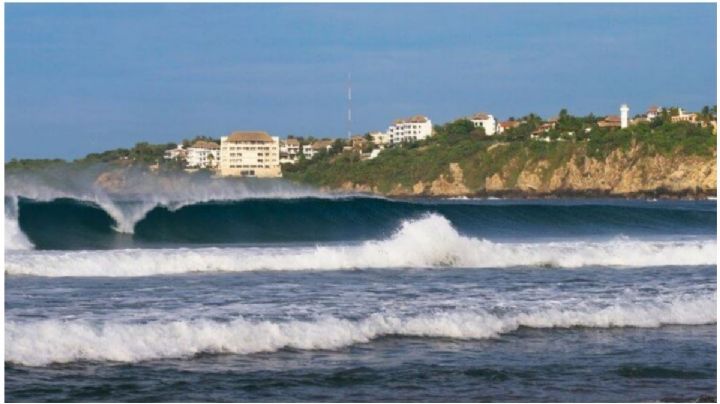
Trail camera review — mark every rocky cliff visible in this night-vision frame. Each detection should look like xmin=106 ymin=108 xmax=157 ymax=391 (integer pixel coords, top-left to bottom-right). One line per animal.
xmin=337 ymin=146 xmax=717 ymax=198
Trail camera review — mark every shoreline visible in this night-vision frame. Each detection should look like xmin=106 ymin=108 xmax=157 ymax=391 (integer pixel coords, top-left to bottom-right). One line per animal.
xmin=319 ymin=184 xmax=718 ymax=201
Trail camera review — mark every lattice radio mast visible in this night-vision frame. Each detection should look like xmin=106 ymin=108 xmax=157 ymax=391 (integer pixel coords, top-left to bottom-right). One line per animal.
xmin=347 ymin=73 xmax=352 ymax=139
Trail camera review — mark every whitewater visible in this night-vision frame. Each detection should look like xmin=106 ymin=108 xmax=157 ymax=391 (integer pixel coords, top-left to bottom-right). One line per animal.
xmin=6 ymin=293 xmax=715 ymax=366
xmin=5 ymin=178 xmax=717 ymax=402
xmin=6 ymin=214 xmax=717 ymax=276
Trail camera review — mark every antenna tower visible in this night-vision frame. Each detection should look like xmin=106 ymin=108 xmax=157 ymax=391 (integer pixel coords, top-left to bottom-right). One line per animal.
xmin=347 ymin=73 xmax=352 ymax=139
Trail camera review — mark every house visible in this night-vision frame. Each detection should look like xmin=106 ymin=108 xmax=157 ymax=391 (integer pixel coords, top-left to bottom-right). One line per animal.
xmin=219 ymin=131 xmax=281 ymax=178
xmin=469 ymin=112 xmax=498 ymax=135
xmin=387 ymin=115 xmax=433 ymax=144
xmin=351 ymin=135 xmax=368 ymax=150
xmin=186 ymin=140 xmax=220 ymax=169
xmin=497 ymin=120 xmax=521 ymax=134
xmin=369 ymin=131 xmax=390 ymax=145
xmin=279 ymin=138 xmax=301 ymax=164
xmin=646 ymin=105 xmax=663 ymax=121
xmin=498 ymin=121 xmax=522 ymax=133
xmin=303 ymin=140 xmax=334 ymax=160
xmin=163 ymin=144 xmax=186 ymax=161
xmin=671 ymin=108 xmax=698 ymax=123
xmin=597 ymin=115 xmax=622 ymax=128
xmin=530 ymin=121 xmax=557 ymax=137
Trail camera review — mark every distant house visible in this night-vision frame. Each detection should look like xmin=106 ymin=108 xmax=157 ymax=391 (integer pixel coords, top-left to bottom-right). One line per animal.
xmin=303 ymin=140 xmax=334 ymax=160
xmin=469 ymin=112 xmax=498 ymax=135
xmin=163 ymin=144 xmax=186 ymax=161
xmin=597 ymin=115 xmax=622 ymax=128
xmin=186 ymin=140 xmax=220 ymax=169
xmin=351 ymin=135 xmax=368 ymax=150
xmin=279 ymin=138 xmax=301 ymax=164
xmin=671 ymin=108 xmax=698 ymax=124
xmin=387 ymin=115 xmax=433 ymax=144
xmin=219 ymin=131 xmax=281 ymax=178
xmin=646 ymin=105 xmax=663 ymax=121
xmin=531 ymin=121 xmax=557 ymax=137
xmin=497 ymin=120 xmax=521 ymax=134
xmin=369 ymin=131 xmax=390 ymax=145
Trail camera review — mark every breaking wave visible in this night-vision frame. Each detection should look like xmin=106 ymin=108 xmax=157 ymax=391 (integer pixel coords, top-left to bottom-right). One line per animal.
xmin=6 ymin=214 xmax=716 ymax=277
xmin=5 ymin=197 xmax=34 ymax=250
xmin=6 ymin=294 xmax=715 ymax=366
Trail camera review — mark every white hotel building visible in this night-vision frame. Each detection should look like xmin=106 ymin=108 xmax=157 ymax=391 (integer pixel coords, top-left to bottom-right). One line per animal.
xmin=387 ymin=115 xmax=433 ymax=144
xmin=469 ymin=112 xmax=498 ymax=136
xmin=219 ymin=131 xmax=281 ymax=178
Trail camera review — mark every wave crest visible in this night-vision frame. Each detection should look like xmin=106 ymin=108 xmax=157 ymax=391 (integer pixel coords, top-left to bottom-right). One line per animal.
xmin=6 ymin=294 xmax=715 ymax=366
xmin=6 ymin=214 xmax=716 ymax=277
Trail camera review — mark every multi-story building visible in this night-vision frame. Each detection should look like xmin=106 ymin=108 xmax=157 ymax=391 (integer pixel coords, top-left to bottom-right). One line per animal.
xmin=469 ymin=112 xmax=498 ymax=135
xmin=387 ymin=115 xmax=433 ymax=144
xmin=219 ymin=131 xmax=281 ymax=178
xmin=279 ymin=138 xmax=301 ymax=164
xmin=186 ymin=140 xmax=220 ymax=169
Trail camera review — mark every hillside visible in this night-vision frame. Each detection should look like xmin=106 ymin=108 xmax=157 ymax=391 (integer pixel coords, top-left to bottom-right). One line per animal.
xmin=284 ymin=120 xmax=717 ymax=198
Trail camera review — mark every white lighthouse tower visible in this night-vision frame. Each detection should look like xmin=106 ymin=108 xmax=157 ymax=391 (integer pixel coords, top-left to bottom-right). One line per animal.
xmin=620 ymin=104 xmax=629 ymax=129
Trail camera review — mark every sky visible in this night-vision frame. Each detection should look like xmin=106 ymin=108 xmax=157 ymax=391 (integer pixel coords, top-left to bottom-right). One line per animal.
xmin=5 ymin=3 xmax=717 ymax=160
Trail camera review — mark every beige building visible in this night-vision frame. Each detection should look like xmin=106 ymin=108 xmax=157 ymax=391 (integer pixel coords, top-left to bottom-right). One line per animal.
xmin=219 ymin=131 xmax=281 ymax=178
xmin=671 ymin=108 xmax=698 ymax=123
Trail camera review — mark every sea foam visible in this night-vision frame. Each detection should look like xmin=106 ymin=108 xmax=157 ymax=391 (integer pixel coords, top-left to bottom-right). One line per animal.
xmin=5 ymin=214 xmax=716 ymax=277
xmin=6 ymin=171 xmax=356 ymax=234
xmin=5 ymin=197 xmax=34 ymax=250
xmin=6 ymin=294 xmax=715 ymax=366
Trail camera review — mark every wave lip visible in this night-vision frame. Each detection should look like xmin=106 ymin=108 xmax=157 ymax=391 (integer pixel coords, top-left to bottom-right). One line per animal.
xmin=5 ymin=197 xmax=34 ymax=250
xmin=5 ymin=214 xmax=717 ymax=277
xmin=6 ymin=294 xmax=716 ymax=366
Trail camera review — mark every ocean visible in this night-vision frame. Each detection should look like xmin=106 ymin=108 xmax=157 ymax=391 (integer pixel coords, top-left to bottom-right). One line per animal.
xmin=4 ymin=189 xmax=717 ymax=402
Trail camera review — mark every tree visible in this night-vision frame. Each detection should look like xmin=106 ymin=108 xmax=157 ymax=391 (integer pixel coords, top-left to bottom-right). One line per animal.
xmin=331 ymin=139 xmax=344 ymax=154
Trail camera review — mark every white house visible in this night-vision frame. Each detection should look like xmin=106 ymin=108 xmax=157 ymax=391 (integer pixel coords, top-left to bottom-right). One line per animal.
xmin=279 ymin=138 xmax=301 ymax=164
xmin=469 ymin=112 xmax=498 ymax=135
xmin=646 ymin=105 xmax=663 ymax=121
xmin=303 ymin=140 xmax=334 ymax=160
xmin=163 ymin=144 xmax=186 ymax=161
xmin=369 ymin=131 xmax=390 ymax=145
xmin=186 ymin=141 xmax=220 ymax=169
xmin=219 ymin=131 xmax=281 ymax=178
xmin=387 ymin=115 xmax=433 ymax=144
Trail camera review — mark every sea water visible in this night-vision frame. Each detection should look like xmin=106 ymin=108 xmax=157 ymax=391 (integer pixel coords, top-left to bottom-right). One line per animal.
xmin=4 ymin=196 xmax=717 ymax=402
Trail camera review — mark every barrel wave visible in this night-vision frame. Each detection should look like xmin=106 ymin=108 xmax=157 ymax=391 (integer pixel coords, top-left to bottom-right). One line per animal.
xmin=11 ymin=196 xmax=717 ymax=250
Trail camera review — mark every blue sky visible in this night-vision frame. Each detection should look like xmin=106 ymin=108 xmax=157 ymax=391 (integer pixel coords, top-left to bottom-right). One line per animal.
xmin=6 ymin=3 xmax=717 ymax=160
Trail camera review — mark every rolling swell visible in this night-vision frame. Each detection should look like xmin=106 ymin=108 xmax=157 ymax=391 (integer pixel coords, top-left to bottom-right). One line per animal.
xmin=13 ymin=197 xmax=717 ymax=250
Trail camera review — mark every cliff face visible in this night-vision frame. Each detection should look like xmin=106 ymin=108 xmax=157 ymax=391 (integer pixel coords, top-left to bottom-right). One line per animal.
xmin=339 ymin=146 xmax=717 ymax=198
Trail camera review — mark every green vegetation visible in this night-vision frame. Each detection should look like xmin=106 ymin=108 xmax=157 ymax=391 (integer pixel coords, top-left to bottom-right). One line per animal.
xmin=284 ymin=110 xmax=716 ymax=192
xmin=6 ymin=106 xmax=716 ymax=195
xmin=6 ymin=141 xmax=179 ymax=173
